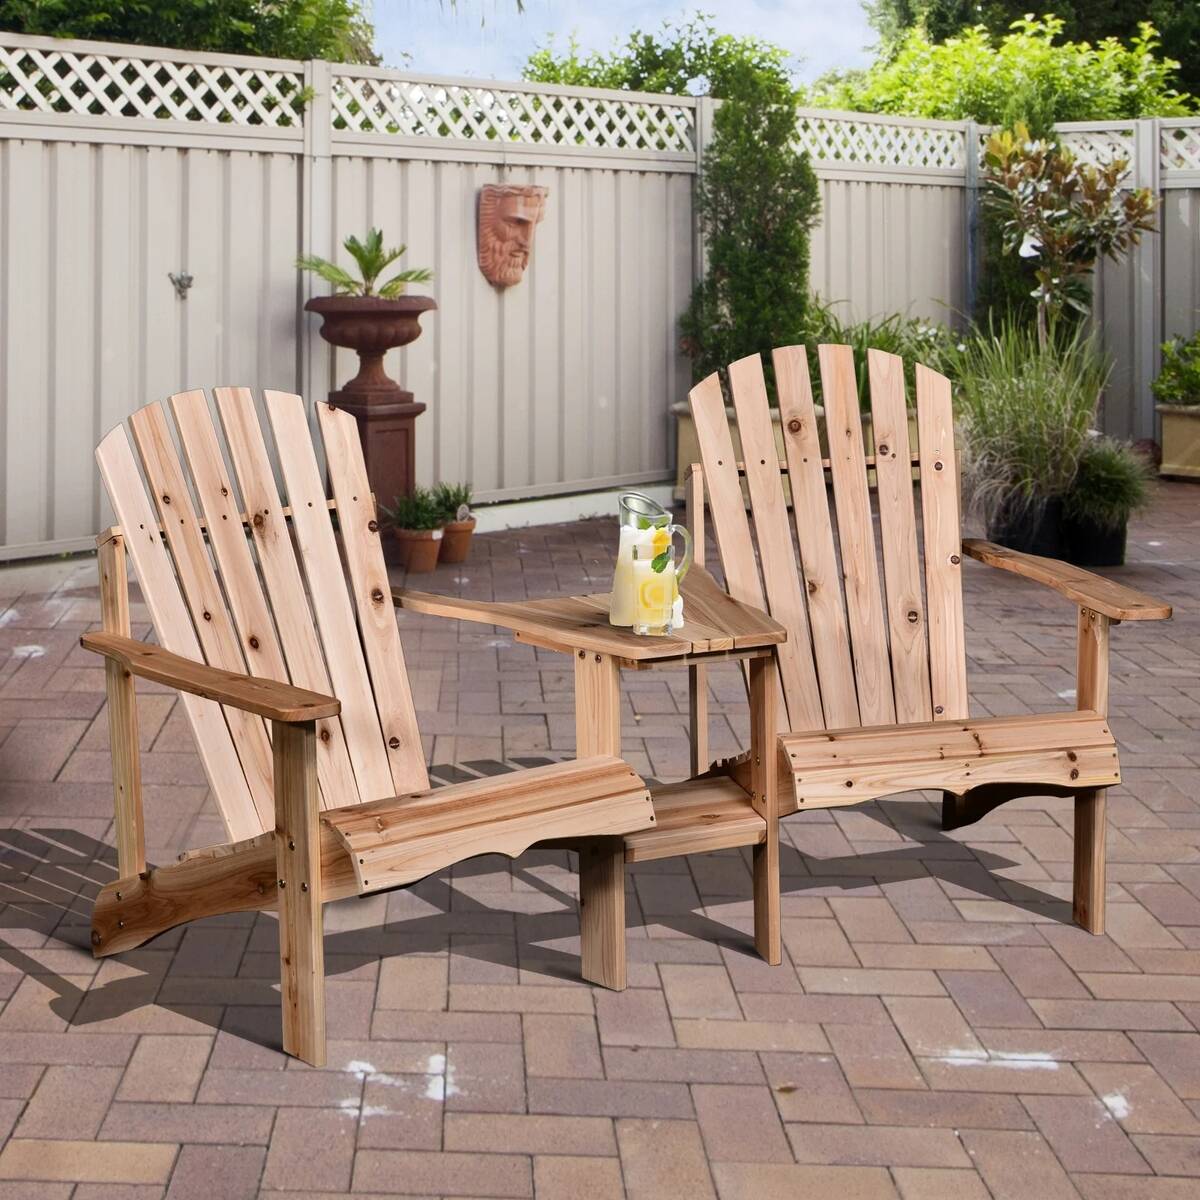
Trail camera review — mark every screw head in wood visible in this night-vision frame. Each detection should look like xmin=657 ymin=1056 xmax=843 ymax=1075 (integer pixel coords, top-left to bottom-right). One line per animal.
xmin=935 ymin=705 xmax=944 ymax=714
xmin=371 ymin=588 xmax=384 ymax=603
xmin=388 ymin=736 xmax=400 ymax=749
xmin=115 ymin=891 xmax=122 ymax=900
xmin=934 ymin=461 xmax=944 ymax=471
xmin=950 ymin=554 xmax=960 ymax=565
xmin=288 ymin=838 xmax=295 ymax=850
xmin=278 ymin=879 xmax=286 ymax=888
xmin=368 ymin=519 xmax=379 ymax=533
xmin=878 ymin=443 xmax=889 ymax=456
xmin=1070 ymin=768 xmax=1079 ymax=780
xmin=787 ymin=418 xmax=802 ymax=433
xmin=301 ymin=882 xmax=309 ymax=892
xmin=906 ymin=610 xmax=918 ymax=623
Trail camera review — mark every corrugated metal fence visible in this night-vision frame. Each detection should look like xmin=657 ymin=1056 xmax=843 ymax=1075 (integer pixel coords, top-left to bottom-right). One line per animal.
xmin=1 ymin=32 xmax=1197 ymax=558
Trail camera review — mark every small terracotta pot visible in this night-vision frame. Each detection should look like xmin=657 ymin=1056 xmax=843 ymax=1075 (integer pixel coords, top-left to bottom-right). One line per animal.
xmin=439 ymin=517 xmax=476 ymax=564
xmin=393 ymin=527 xmax=442 ymax=573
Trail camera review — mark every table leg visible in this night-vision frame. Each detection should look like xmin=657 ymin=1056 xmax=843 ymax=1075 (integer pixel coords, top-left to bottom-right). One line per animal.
xmin=749 ymin=654 xmax=781 ymax=965
xmin=574 ymin=651 xmax=627 ymax=989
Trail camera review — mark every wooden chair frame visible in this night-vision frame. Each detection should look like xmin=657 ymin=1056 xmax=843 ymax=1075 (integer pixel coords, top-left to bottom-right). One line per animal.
xmin=83 ymin=393 xmax=655 ymax=1066
xmin=682 ymin=345 xmax=1172 ymax=936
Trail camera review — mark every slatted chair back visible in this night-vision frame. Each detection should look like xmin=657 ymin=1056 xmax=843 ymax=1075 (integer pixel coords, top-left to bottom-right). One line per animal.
xmin=689 ymin=345 xmax=968 ymax=735
xmin=95 ymin=389 xmax=428 ymax=842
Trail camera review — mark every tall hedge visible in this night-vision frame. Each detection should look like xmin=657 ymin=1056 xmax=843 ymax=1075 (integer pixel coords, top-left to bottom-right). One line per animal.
xmin=679 ymin=73 xmax=820 ymax=391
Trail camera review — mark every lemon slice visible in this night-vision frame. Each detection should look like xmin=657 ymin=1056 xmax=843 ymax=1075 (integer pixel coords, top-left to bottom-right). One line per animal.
xmin=638 ymin=576 xmax=670 ymax=612
xmin=650 ymin=527 xmax=671 ymax=555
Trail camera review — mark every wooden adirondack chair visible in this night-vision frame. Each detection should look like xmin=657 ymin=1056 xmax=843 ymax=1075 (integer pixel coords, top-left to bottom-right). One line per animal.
xmin=686 ymin=345 xmax=1172 ymax=938
xmin=81 ymin=389 xmax=655 ymax=1066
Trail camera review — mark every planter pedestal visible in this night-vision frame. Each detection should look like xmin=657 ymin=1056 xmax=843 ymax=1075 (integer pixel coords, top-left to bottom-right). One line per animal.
xmin=332 ymin=390 xmax=425 ymax=514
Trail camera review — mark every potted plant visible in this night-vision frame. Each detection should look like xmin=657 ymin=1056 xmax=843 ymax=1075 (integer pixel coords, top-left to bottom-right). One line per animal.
xmin=953 ymin=321 xmax=1106 ymax=557
xmin=298 ymin=229 xmax=435 ymax=394
xmin=1061 ymin=437 xmax=1152 ymax=567
xmin=434 ymin=482 xmax=475 ymax=563
xmin=1152 ymin=331 xmax=1200 ymax=478
xmin=382 ymin=487 xmax=443 ymax=573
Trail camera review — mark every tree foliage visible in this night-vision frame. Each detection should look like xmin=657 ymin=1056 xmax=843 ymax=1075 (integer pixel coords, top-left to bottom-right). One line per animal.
xmin=522 ymin=13 xmax=795 ymax=99
xmin=865 ymin=1 xmax=1200 ymax=98
xmin=813 ymin=16 xmax=1192 ymax=126
xmin=678 ymin=70 xmax=820 ymax=390
xmin=0 ymin=0 xmax=378 ymax=62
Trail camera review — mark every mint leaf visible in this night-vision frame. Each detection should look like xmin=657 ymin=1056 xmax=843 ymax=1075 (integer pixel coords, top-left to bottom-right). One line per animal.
xmin=637 ymin=516 xmax=653 ymax=530
xmin=651 ymin=551 xmax=670 ymax=573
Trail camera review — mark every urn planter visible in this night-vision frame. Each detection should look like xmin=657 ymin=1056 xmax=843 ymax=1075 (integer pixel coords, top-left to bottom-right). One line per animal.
xmin=306 ymin=294 xmax=437 ymax=507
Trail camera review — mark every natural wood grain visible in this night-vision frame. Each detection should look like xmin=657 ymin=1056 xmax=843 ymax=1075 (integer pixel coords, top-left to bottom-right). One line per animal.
xmin=917 ymin=364 xmax=969 ymax=721
xmin=316 ymin=400 xmax=428 ymax=795
xmin=574 ymin=652 xmax=626 ymax=990
xmin=963 ymin=539 xmax=1173 ymax=621
xmin=264 ymin=390 xmax=395 ymax=804
xmin=1074 ymin=606 xmax=1111 ymax=934
xmin=82 ymin=632 xmax=342 ymax=722
xmin=818 ymin=344 xmax=895 ymax=727
xmin=782 ymin=709 xmax=1118 ymax=812
xmin=729 ymin=353 xmax=823 ymax=730
xmin=686 ymin=464 xmax=709 ymax=776
xmin=273 ymin=720 xmax=325 ymax=1066
xmin=98 ymin=533 xmax=144 ymax=877
xmin=749 ymin=653 xmax=781 ymax=965
xmin=867 ymin=349 xmax=932 ymax=723
xmin=96 ymin=425 xmax=261 ymax=841
xmin=396 ymin=564 xmax=785 ymax=663
xmin=774 ymin=344 xmax=859 ymax=729
xmin=624 ymin=775 xmax=765 ymax=862
xmin=213 ymin=387 xmax=362 ymax=813
xmin=325 ymin=755 xmax=653 ymax=893
xmin=130 ymin=401 xmax=276 ymax=827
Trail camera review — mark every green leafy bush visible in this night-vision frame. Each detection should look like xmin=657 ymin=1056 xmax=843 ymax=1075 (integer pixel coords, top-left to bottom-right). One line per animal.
xmin=433 ymin=482 xmax=473 ymax=522
xmin=523 ymin=14 xmax=795 ymax=98
xmin=297 ymin=229 xmax=431 ymax=298
xmin=949 ymin=320 xmax=1108 ymax=521
xmin=382 ymin=487 xmax=443 ymax=532
xmin=678 ymin=72 xmax=819 ymax=390
xmin=1064 ymin=438 xmax=1152 ymax=530
xmin=810 ymin=17 xmax=1192 ymax=124
xmin=981 ymin=123 xmax=1157 ymax=346
xmin=1152 ymin=333 xmax=1200 ymax=406
xmin=803 ymin=299 xmax=958 ymax=409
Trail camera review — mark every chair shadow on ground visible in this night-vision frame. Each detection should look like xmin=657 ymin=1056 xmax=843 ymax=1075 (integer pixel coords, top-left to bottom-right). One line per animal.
xmin=0 ymin=792 xmax=1072 ymax=1054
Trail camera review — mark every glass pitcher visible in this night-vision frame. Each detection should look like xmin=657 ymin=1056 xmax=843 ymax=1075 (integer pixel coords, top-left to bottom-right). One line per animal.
xmin=609 ymin=491 xmax=692 ymax=632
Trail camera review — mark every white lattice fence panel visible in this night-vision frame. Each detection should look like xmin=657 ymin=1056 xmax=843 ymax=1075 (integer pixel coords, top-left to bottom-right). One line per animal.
xmin=0 ymin=42 xmax=304 ymax=125
xmin=330 ymin=74 xmax=695 ymax=153
xmin=1057 ymin=127 xmax=1135 ymax=168
xmin=1162 ymin=124 xmax=1200 ymax=172
xmin=794 ymin=113 xmax=966 ymax=170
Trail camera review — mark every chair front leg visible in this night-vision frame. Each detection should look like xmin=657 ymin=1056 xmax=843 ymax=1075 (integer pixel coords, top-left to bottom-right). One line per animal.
xmin=273 ymin=719 xmax=326 ymax=1065
xmin=1074 ymin=607 xmax=1111 ymax=934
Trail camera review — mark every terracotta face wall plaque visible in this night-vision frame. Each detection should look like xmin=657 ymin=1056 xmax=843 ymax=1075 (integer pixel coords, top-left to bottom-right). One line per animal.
xmin=477 ymin=184 xmax=548 ymax=287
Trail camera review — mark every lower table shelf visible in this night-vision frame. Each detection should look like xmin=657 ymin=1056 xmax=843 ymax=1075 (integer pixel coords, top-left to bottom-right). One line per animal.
xmin=624 ymin=774 xmax=766 ymax=863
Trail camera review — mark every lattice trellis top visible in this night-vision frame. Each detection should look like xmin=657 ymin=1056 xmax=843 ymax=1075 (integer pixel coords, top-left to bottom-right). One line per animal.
xmin=0 ymin=40 xmax=305 ymax=126
xmin=795 ymin=111 xmax=967 ymax=171
xmin=329 ymin=73 xmax=697 ymax=154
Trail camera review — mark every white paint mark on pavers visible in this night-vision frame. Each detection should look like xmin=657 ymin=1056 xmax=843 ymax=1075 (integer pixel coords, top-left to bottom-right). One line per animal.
xmin=935 ymin=1051 xmax=1059 ymax=1070
xmin=1057 ymin=688 xmax=1077 ymax=701
xmin=1102 ymin=1091 xmax=1132 ymax=1120
xmin=422 ymin=1051 xmax=460 ymax=1102
xmin=12 ymin=644 xmax=45 ymax=658
xmin=0 ymin=608 xmax=20 ymax=627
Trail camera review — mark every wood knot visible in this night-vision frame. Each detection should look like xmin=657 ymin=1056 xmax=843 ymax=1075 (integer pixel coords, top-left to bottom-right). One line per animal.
xmin=248 ymin=636 xmax=260 ymax=650
xmin=787 ymin=418 xmax=802 ymax=433
xmin=1067 ymin=750 xmax=1077 ymax=762
xmin=806 ymin=579 xmax=817 ymax=595
xmin=253 ymin=513 xmax=264 ymax=528
xmin=202 ymin=610 xmax=212 ymax=622
xmin=319 ymin=729 xmax=331 ymax=743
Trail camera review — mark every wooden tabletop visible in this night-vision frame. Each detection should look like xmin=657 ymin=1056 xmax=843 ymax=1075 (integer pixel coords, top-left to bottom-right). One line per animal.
xmin=395 ymin=565 xmax=787 ymax=664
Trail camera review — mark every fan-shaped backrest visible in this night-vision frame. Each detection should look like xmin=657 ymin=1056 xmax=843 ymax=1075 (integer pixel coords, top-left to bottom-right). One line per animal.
xmin=95 ymin=389 xmax=428 ymax=841
xmin=688 ymin=345 xmax=968 ymax=734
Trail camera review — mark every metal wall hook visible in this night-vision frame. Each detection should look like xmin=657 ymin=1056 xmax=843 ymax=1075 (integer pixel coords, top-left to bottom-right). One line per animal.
xmin=168 ymin=271 xmax=194 ymax=298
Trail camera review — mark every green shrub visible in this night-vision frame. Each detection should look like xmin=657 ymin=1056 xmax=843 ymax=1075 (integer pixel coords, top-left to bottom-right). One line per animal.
xmin=1152 ymin=332 xmax=1200 ymax=406
xmin=1064 ymin=438 xmax=1152 ymax=530
xmin=433 ymin=482 xmax=473 ymax=521
xmin=810 ymin=17 xmax=1192 ymax=124
xmin=678 ymin=72 xmax=819 ymax=391
xmin=803 ymin=299 xmax=958 ymax=409
xmin=949 ymin=320 xmax=1109 ymax=522
xmin=382 ymin=487 xmax=443 ymax=532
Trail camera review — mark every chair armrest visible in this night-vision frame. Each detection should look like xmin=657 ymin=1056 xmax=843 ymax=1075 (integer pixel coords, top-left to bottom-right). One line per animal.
xmin=961 ymin=539 xmax=1172 ymax=622
xmin=81 ymin=632 xmax=341 ymax=722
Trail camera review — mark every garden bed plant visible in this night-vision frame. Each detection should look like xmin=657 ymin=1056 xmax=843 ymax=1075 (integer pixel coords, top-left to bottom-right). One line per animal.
xmin=382 ymin=487 xmax=444 ymax=573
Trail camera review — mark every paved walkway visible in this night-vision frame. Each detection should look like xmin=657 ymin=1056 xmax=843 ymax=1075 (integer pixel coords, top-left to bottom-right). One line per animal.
xmin=0 ymin=483 xmax=1197 ymax=1198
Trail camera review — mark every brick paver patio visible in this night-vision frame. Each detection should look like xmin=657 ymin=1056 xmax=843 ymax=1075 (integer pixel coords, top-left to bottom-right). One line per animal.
xmin=0 ymin=483 xmax=1198 ymax=1198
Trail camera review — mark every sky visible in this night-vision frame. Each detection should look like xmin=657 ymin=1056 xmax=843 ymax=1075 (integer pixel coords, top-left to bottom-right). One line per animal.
xmin=368 ymin=1 xmax=877 ymax=85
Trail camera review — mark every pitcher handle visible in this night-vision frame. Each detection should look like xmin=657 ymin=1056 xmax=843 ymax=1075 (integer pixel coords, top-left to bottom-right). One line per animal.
xmin=668 ymin=523 xmax=693 ymax=584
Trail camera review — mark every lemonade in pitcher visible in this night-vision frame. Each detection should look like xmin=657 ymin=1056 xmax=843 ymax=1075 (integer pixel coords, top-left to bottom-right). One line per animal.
xmin=609 ymin=493 xmax=691 ymax=634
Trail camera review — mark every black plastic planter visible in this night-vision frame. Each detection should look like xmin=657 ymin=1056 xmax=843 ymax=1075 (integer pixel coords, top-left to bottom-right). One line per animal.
xmin=1061 ymin=515 xmax=1127 ymax=567
xmin=987 ymin=497 xmax=1064 ymax=558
